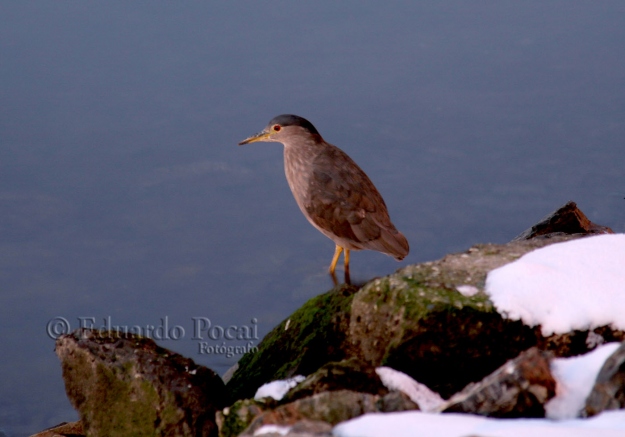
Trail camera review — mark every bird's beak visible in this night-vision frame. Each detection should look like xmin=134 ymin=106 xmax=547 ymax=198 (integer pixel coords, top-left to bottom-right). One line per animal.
xmin=238 ymin=130 xmax=272 ymax=146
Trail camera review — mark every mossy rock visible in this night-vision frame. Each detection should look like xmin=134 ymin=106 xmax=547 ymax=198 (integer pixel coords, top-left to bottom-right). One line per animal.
xmin=226 ymin=284 xmax=358 ymax=401
xmin=281 ymin=357 xmax=388 ymax=404
xmin=348 ymin=235 xmax=625 ymax=398
xmin=227 ymin=234 xmax=623 ymax=402
xmin=216 ymin=398 xmax=273 ymax=437
xmin=56 ymin=329 xmax=226 ymax=437
xmin=347 ymin=239 xmax=566 ymax=398
xmin=351 ymin=272 xmax=539 ymax=398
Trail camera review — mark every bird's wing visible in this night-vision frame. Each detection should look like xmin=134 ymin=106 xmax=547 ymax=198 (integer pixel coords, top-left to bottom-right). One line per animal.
xmin=303 ymin=145 xmax=395 ymax=246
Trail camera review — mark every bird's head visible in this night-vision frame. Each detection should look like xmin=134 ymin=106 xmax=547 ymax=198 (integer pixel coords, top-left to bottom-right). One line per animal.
xmin=238 ymin=114 xmax=321 ymax=145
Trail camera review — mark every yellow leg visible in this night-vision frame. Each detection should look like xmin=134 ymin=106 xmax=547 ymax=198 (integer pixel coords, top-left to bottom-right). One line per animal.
xmin=329 ymin=245 xmax=343 ymax=274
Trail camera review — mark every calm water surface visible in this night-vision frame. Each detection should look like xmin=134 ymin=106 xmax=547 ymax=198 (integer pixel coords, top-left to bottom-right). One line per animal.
xmin=1 ymin=2 xmax=624 ymax=435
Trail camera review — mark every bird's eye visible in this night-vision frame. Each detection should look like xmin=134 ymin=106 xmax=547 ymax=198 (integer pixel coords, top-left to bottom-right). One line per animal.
xmin=272 ymin=125 xmax=281 ymax=132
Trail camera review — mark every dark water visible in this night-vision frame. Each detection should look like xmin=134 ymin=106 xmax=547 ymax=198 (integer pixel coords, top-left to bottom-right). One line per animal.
xmin=1 ymin=2 xmax=624 ymax=435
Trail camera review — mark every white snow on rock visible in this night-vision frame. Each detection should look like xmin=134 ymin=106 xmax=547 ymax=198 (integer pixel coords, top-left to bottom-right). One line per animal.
xmin=253 ymin=424 xmax=291 ymax=435
xmin=456 ymin=284 xmax=480 ymax=296
xmin=375 ymin=367 xmax=445 ymax=412
xmin=254 ymin=375 xmax=305 ymax=401
xmin=485 ymin=234 xmax=625 ymax=335
xmin=546 ymin=342 xmax=621 ymax=419
xmin=333 ymin=410 xmax=625 ymax=437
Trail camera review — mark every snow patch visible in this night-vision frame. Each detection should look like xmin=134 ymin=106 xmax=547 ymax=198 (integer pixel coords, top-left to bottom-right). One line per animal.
xmin=253 ymin=424 xmax=291 ymax=435
xmin=456 ymin=284 xmax=479 ymax=296
xmin=254 ymin=375 xmax=305 ymax=401
xmin=333 ymin=410 xmax=625 ymax=437
xmin=546 ymin=342 xmax=621 ymax=419
xmin=375 ymin=367 xmax=444 ymax=412
xmin=485 ymin=234 xmax=625 ymax=335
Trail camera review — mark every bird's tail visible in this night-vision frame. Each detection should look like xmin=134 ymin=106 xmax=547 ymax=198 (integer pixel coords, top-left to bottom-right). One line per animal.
xmin=378 ymin=227 xmax=409 ymax=261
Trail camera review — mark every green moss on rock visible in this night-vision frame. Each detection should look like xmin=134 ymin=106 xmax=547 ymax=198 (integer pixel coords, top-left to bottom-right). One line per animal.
xmin=216 ymin=398 xmax=271 ymax=437
xmin=226 ymin=284 xmax=358 ymax=401
xmin=349 ymin=266 xmax=539 ymax=398
xmin=56 ymin=329 xmax=226 ymax=437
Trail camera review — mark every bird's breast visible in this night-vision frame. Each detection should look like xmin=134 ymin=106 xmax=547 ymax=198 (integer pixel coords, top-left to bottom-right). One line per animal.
xmin=284 ymin=146 xmax=329 ymax=225
xmin=284 ymin=147 xmax=315 ymax=194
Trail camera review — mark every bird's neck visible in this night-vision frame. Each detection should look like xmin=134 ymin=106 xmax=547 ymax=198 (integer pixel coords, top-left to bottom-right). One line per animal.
xmin=283 ymin=138 xmax=326 ymax=193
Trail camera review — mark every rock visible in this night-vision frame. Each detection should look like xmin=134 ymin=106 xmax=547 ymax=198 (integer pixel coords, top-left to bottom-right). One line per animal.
xmin=442 ymin=347 xmax=556 ymax=418
xmin=225 ymin=240 xmax=542 ymax=400
xmin=240 ymin=389 xmax=416 ymax=436
xmin=286 ymin=419 xmax=333 ymax=435
xmin=216 ymin=398 xmax=274 ymax=437
xmin=281 ymin=357 xmax=388 ymax=403
xmin=228 ymin=232 xmax=624 ymax=401
xmin=55 ymin=328 xmax=227 ymax=437
xmin=241 ymin=390 xmax=380 ymax=435
xmin=349 ymin=241 xmax=543 ymax=399
xmin=584 ymin=341 xmax=625 ymax=416
xmin=376 ymin=390 xmax=420 ymax=412
xmin=541 ymin=326 xmax=625 ymax=358
xmin=226 ymin=284 xmax=358 ymax=401
xmin=217 ymin=388 xmax=416 ymax=436
xmin=28 ymin=421 xmax=84 ymax=437
xmin=513 ymin=201 xmax=613 ymax=240
xmin=376 ymin=255 xmax=625 ymax=397
xmin=347 ymin=234 xmax=614 ymax=398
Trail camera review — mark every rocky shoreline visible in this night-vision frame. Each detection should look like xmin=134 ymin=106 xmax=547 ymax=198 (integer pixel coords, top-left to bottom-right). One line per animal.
xmin=31 ymin=202 xmax=625 ymax=437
